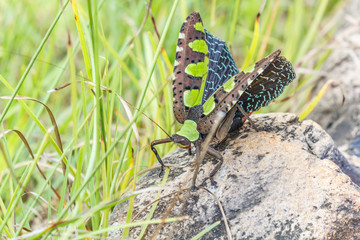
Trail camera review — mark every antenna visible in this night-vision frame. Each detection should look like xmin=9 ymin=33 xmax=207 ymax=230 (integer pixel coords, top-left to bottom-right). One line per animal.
xmin=2 ymin=50 xmax=173 ymax=138
xmin=48 ymin=81 xmax=172 ymax=138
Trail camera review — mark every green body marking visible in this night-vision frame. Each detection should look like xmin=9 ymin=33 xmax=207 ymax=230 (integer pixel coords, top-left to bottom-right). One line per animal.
xmin=185 ymin=61 xmax=207 ymax=77
xmin=176 ymin=120 xmax=200 ymax=142
xmin=184 ymin=89 xmax=200 ymax=107
xmin=194 ymin=22 xmax=205 ymax=32
xmin=202 ymin=96 xmax=215 ymax=115
xmin=189 ymin=40 xmax=208 ymax=54
xmin=222 ymin=76 xmax=235 ymax=92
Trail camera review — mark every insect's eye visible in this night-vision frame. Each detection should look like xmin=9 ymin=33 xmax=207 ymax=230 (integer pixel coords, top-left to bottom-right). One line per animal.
xmin=177 ymin=136 xmax=190 ymax=146
xmin=179 ymin=138 xmax=191 ymax=146
xmin=172 ymin=134 xmax=191 ymax=147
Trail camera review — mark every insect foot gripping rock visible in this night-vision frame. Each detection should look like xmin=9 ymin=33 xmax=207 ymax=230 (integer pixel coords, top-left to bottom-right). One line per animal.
xmin=151 ymin=11 xmax=295 ymax=188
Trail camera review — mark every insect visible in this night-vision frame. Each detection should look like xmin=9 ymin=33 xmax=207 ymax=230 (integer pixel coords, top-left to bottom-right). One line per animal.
xmin=151 ymin=11 xmax=296 ymax=188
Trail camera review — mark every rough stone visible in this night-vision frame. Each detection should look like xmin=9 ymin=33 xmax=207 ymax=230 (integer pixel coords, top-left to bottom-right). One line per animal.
xmin=109 ymin=113 xmax=360 ymax=239
xmin=307 ymin=0 xmax=360 ymax=167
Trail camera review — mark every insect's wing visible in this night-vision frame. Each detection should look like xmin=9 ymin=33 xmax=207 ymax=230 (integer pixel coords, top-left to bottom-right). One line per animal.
xmin=237 ymin=55 xmax=296 ymax=114
xmin=201 ymin=30 xmax=240 ymax=103
xmin=172 ymin=12 xmax=209 ymax=124
xmin=228 ymin=55 xmax=296 ymax=132
xmin=197 ymin=50 xmax=282 ymax=134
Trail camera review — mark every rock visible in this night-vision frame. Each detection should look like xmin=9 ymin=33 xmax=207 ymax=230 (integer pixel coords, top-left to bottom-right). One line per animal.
xmin=109 ymin=113 xmax=360 ymax=239
xmin=307 ymin=0 xmax=360 ymax=166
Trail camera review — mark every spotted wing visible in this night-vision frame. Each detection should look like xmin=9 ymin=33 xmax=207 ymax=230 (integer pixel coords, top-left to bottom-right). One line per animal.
xmin=201 ymin=29 xmax=240 ymax=104
xmin=228 ymin=54 xmax=296 ymax=132
xmin=197 ymin=50 xmax=282 ymax=134
xmin=237 ymin=56 xmax=295 ymax=113
xmin=172 ymin=12 xmax=209 ymax=124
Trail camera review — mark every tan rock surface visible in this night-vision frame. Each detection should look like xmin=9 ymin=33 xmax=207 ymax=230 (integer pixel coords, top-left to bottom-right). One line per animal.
xmin=109 ymin=113 xmax=360 ymax=239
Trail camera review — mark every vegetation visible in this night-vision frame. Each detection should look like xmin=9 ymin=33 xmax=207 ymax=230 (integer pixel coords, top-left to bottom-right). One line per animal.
xmin=0 ymin=0 xmax=345 ymax=238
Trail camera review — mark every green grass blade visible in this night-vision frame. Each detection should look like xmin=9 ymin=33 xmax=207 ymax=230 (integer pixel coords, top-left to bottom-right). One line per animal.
xmin=0 ymin=0 xmax=70 ymax=124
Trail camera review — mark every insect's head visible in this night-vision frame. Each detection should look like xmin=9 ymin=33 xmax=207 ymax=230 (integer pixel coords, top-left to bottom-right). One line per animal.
xmin=171 ymin=134 xmax=192 ymax=149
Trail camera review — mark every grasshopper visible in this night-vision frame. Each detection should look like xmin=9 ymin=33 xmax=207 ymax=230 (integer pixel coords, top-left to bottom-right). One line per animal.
xmin=151 ymin=12 xmax=296 ymax=188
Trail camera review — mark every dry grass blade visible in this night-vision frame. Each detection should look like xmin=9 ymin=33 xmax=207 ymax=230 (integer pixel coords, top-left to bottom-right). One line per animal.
xmin=0 ymin=96 xmax=64 ymax=175
xmin=127 ymin=0 xmax=153 ymax=46
xmin=1 ymin=129 xmax=62 ymax=200
xmin=200 ymin=187 xmax=233 ymax=240
xmin=148 ymin=2 xmax=161 ymax=40
xmin=132 ymin=189 xmax=186 ymax=221
xmin=0 ymin=96 xmax=63 ymax=152
xmin=133 ymin=168 xmax=170 ymax=239
xmin=192 ymin=112 xmax=225 ymax=186
xmin=149 ymin=188 xmax=185 ymax=240
xmin=257 ymin=0 xmax=280 ymax=59
xmin=49 ymin=80 xmax=141 ymax=141
xmin=0 ymin=130 xmax=26 ymax=189
xmin=25 ymin=192 xmax=58 ymax=212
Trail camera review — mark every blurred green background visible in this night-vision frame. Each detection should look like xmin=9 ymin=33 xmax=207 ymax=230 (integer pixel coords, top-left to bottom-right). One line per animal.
xmin=0 ymin=0 xmax=345 ymax=238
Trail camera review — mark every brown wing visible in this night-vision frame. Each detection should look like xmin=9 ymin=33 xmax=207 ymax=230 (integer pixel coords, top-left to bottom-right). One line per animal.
xmin=197 ymin=50 xmax=281 ymax=134
xmin=172 ymin=12 xmax=208 ymax=124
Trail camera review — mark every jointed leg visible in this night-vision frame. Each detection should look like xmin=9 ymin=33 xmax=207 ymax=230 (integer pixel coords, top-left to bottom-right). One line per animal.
xmin=151 ymin=138 xmax=172 ymax=176
xmin=236 ymin=105 xmax=259 ymax=131
xmin=191 ymin=142 xmax=224 ymax=188
xmin=191 ymin=141 xmax=201 ymax=190
xmin=188 ymin=148 xmax=192 ymax=156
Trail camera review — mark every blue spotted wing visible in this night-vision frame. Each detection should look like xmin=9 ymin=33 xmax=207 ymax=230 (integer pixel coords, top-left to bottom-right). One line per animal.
xmin=201 ymin=30 xmax=240 ymax=103
xmin=197 ymin=50 xmax=283 ymax=134
xmin=238 ymin=55 xmax=295 ymax=113
xmin=228 ymin=54 xmax=296 ymax=132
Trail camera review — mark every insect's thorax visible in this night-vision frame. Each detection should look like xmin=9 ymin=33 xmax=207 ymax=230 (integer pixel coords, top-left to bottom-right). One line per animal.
xmin=186 ymin=105 xmax=204 ymax=123
xmin=172 ymin=105 xmax=204 ymax=147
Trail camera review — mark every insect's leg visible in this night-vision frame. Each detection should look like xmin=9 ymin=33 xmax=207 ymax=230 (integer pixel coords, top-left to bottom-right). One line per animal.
xmin=151 ymin=138 xmax=172 ymax=176
xmin=188 ymin=148 xmax=192 ymax=156
xmin=236 ymin=104 xmax=259 ymax=131
xmin=207 ymin=147 xmax=223 ymax=186
xmin=191 ymin=141 xmax=201 ymax=190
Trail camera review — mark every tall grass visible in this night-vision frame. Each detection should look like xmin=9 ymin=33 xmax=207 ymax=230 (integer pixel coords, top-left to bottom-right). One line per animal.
xmin=0 ymin=0 xmax=344 ymax=238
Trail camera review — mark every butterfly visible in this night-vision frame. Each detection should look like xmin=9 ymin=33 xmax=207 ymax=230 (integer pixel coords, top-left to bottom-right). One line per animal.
xmin=151 ymin=11 xmax=296 ymax=188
